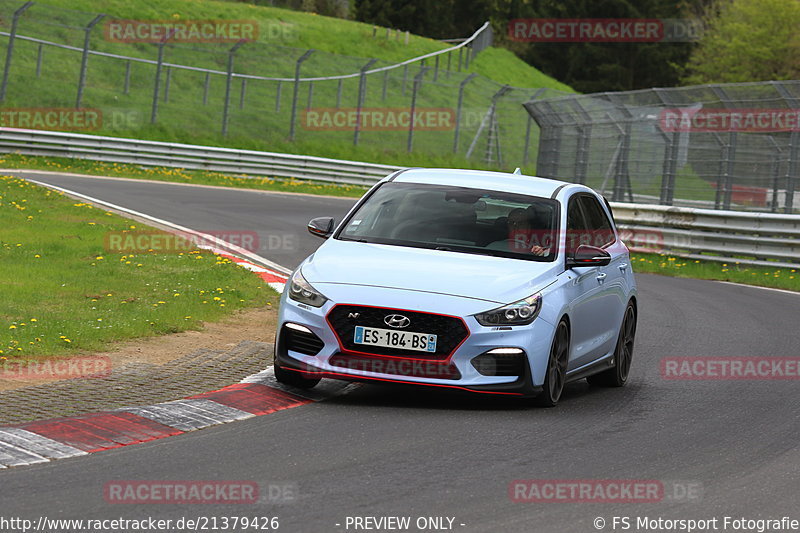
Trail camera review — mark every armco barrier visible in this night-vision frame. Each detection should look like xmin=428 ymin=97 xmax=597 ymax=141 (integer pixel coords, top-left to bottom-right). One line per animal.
xmin=1 ymin=127 xmax=798 ymax=268
xmin=0 ymin=127 xmax=401 ymax=186
xmin=612 ymin=203 xmax=800 ymax=268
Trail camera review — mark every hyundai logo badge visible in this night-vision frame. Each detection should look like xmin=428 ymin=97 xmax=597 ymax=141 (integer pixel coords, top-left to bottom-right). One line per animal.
xmin=384 ymin=314 xmax=411 ymax=328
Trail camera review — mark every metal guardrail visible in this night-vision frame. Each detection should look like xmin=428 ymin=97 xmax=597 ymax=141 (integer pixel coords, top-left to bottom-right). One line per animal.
xmin=0 ymin=127 xmax=401 ymax=185
xmin=612 ymin=203 xmax=800 ymax=268
xmin=0 ymin=127 xmax=798 ymax=268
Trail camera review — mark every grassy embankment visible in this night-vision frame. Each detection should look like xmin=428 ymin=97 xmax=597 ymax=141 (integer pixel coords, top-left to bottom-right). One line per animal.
xmin=0 ymin=175 xmax=273 ymax=359
xmin=0 ymin=0 xmax=572 ymax=171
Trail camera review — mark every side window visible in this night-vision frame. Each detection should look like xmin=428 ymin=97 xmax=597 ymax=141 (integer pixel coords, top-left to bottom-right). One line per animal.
xmin=566 ymin=196 xmax=588 ymax=254
xmin=578 ymin=195 xmax=615 ymax=247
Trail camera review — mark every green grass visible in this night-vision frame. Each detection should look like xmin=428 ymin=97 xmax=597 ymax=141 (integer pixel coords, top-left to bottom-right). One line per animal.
xmin=631 ymin=252 xmax=800 ymax=292
xmin=0 ymin=153 xmax=370 ymax=198
xmin=0 ymin=0 xmax=573 ymax=172
xmin=469 ymin=48 xmax=574 ymax=92
xmin=0 ymin=175 xmax=275 ymax=359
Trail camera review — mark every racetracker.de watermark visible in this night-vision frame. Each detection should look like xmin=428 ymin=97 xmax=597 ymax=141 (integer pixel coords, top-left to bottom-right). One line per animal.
xmin=105 ymin=481 xmax=256 ymax=504
xmin=0 ymin=108 xmax=101 ymax=131
xmin=104 ymin=230 xmax=261 ymax=253
xmin=328 ymin=355 xmax=460 ymax=380
xmin=508 ymin=18 xmax=702 ymax=42
xmin=659 ymin=108 xmax=800 ymax=133
xmin=103 ymin=481 xmax=297 ymax=504
xmin=301 ymin=108 xmax=456 ymax=131
xmin=0 ymin=356 xmax=111 ymax=380
xmin=103 ymin=19 xmax=259 ymax=43
xmin=661 ymin=357 xmax=800 ymax=380
xmin=509 ymin=479 xmax=703 ymax=503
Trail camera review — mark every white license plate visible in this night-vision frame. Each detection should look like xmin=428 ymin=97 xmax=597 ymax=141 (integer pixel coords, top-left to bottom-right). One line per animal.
xmin=354 ymin=326 xmax=437 ymax=353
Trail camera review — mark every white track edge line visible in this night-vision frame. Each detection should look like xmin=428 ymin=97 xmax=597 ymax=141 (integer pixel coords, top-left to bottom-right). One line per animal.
xmin=25 ymin=178 xmax=292 ymax=276
xmin=716 ymin=280 xmax=800 ymax=296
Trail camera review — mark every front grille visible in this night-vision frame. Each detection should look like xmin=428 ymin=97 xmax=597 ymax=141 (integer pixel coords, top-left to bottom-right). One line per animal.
xmin=327 ymin=305 xmax=469 ymax=360
xmin=281 ymin=324 xmax=325 ymax=356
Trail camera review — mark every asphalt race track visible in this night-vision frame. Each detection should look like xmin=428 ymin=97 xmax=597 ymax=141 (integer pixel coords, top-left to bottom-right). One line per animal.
xmin=2 ymin=172 xmax=799 ymax=532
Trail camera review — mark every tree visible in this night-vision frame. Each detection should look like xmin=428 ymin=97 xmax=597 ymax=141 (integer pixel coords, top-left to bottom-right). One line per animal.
xmin=353 ymin=0 xmax=701 ymax=91
xmin=504 ymin=0 xmax=696 ymax=92
xmin=684 ymin=0 xmax=800 ymax=84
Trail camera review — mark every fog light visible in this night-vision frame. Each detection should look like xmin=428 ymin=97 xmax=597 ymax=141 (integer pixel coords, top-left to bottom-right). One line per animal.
xmin=471 ymin=348 xmax=526 ymax=376
xmin=280 ymin=323 xmax=324 ymax=356
xmin=285 ymin=322 xmax=313 ymax=334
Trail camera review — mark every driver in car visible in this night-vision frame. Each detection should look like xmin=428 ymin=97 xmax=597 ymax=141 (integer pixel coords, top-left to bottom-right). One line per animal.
xmin=505 ymin=207 xmax=551 ymax=256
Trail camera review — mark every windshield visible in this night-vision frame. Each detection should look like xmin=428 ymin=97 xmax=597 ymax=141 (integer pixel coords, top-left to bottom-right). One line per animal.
xmin=337 ymin=182 xmax=559 ymax=262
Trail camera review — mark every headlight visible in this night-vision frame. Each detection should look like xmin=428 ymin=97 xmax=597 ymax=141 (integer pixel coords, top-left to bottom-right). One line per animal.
xmin=474 ymin=294 xmax=542 ymax=326
xmin=287 ymin=269 xmax=328 ymax=308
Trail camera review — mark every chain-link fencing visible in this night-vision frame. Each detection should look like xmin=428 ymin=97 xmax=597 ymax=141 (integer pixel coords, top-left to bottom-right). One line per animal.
xmin=0 ymin=0 xmax=568 ymax=173
xmin=525 ymin=81 xmax=800 ymax=213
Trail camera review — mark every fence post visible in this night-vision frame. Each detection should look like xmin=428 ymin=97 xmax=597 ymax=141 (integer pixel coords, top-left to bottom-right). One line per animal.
xmin=150 ymin=29 xmax=176 ymax=125
xmin=239 ymin=78 xmax=247 ymax=109
xmin=75 ymin=14 xmax=105 ymax=109
xmin=275 ymin=80 xmax=281 ymax=112
xmin=568 ymin=97 xmax=592 ymax=185
xmin=407 ymin=66 xmax=429 ymax=153
xmin=522 ymin=88 xmax=546 ymax=168
xmin=466 ymin=85 xmax=511 ymax=165
xmin=35 ymin=43 xmax=43 ymax=77
xmin=542 ymin=102 xmax=564 ymax=178
xmin=353 ymin=58 xmax=378 ymax=146
xmin=711 ymin=86 xmax=737 ymax=210
xmin=0 ymin=1 xmax=35 ymax=103
xmin=401 ymin=64 xmax=409 ymax=96
xmin=222 ymin=39 xmax=246 ymax=137
xmin=203 ymin=72 xmax=210 ymax=105
xmin=306 ymin=80 xmax=313 ymax=110
xmin=766 ymin=136 xmax=782 ymax=213
xmin=774 ymin=81 xmax=799 ymax=213
xmin=785 ymin=134 xmax=799 ymax=215
xmin=382 ymin=69 xmax=389 ymax=100
xmin=336 ymin=78 xmax=343 ymax=108
xmin=123 ymin=60 xmax=131 ymax=95
xmin=452 ymin=73 xmax=476 ymax=153
xmin=163 ymin=67 xmax=171 ymax=102
xmin=653 ymin=88 xmax=680 ymax=205
xmin=289 ymin=49 xmax=314 ymax=141
xmin=522 ymin=100 xmax=557 ymax=178
xmin=446 ymin=51 xmax=452 ymax=78
xmin=710 ymin=133 xmax=727 ymax=209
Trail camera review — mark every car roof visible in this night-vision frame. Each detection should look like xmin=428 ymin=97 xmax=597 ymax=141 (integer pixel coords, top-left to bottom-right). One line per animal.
xmin=389 ymin=168 xmax=580 ymax=200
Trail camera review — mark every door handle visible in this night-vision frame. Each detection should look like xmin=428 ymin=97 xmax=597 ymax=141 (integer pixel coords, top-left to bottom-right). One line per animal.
xmin=596 ymin=272 xmax=607 ymax=283
xmin=618 ymin=263 xmax=629 ymax=272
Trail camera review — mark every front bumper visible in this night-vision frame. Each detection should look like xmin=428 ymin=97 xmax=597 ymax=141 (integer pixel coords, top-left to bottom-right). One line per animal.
xmin=276 ymin=287 xmax=555 ymax=397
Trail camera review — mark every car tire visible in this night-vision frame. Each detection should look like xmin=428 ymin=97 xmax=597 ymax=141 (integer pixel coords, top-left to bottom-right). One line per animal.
xmin=274 ymin=358 xmax=321 ymax=389
xmin=587 ymin=301 xmax=637 ymax=388
xmin=535 ymin=319 xmax=570 ymax=407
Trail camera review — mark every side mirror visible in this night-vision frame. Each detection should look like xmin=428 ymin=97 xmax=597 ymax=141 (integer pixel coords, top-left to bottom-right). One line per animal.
xmin=566 ymin=245 xmax=611 ymax=268
xmin=307 ymin=217 xmax=335 ymax=239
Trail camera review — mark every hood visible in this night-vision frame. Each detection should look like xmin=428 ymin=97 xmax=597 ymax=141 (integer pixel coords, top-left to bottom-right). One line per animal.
xmin=301 ymin=240 xmax=559 ymax=305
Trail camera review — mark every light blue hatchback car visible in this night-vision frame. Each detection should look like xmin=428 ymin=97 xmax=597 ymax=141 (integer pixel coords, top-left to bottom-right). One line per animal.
xmin=275 ymin=168 xmax=637 ymax=406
